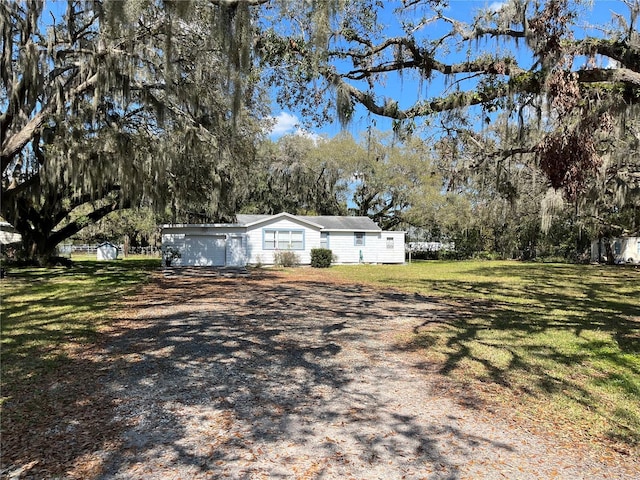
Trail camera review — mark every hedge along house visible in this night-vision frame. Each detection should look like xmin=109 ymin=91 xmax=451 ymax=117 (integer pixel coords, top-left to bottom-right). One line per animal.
xmin=161 ymin=212 xmax=406 ymax=267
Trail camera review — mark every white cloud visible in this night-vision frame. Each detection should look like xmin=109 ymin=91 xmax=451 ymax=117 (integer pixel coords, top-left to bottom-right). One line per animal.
xmin=269 ymin=111 xmax=299 ymax=136
xmin=488 ymin=1 xmax=507 ymax=12
xmin=294 ymin=128 xmax=321 ymax=143
xmin=606 ymin=58 xmax=620 ymax=69
xmin=267 ymin=111 xmax=324 ymax=142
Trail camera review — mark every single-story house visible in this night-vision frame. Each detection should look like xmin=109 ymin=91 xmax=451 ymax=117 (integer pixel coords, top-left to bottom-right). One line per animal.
xmin=161 ymin=212 xmax=405 ymax=267
xmin=591 ymin=237 xmax=640 ymax=264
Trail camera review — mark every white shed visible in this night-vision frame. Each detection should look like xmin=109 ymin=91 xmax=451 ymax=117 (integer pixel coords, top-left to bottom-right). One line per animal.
xmin=97 ymin=241 xmax=119 ymax=261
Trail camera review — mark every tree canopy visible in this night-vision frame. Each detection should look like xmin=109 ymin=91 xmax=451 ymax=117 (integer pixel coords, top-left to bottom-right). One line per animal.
xmin=3 ymin=0 xmax=639 ymax=264
xmin=259 ymin=0 xmax=639 ymax=230
xmin=1 ymin=0 xmax=265 ymax=263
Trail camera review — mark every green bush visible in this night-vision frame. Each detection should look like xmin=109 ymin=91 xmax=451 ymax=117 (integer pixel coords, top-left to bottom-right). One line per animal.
xmin=273 ymin=250 xmax=300 ymax=267
xmin=439 ymin=249 xmax=463 ymax=260
xmin=310 ymin=248 xmax=332 ymax=268
xmin=472 ymin=251 xmax=503 ymax=261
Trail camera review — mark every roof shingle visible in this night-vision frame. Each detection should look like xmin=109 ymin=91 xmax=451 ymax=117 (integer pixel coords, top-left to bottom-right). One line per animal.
xmin=236 ymin=213 xmax=381 ymax=231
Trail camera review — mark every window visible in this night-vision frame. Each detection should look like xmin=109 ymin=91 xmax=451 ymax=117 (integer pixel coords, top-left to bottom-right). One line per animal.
xmin=354 ymin=232 xmax=365 ymax=246
xmin=290 ymin=231 xmax=304 ymax=249
xmin=386 ymin=237 xmax=394 ymax=249
xmin=277 ymin=230 xmax=290 ymax=249
xmin=264 ymin=230 xmax=276 ymax=249
xmin=263 ymin=229 xmax=304 ymax=250
xmin=320 ymin=232 xmax=330 ymax=249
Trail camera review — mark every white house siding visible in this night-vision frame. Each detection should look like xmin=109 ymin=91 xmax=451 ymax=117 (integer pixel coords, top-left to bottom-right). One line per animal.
xmin=161 ymin=215 xmax=407 ymax=267
xmin=226 ymin=235 xmax=247 ymax=267
xmin=245 ymin=218 xmax=321 ymax=265
xmin=325 ymin=231 xmax=374 ymax=264
xmin=377 ymin=231 xmax=406 ymax=263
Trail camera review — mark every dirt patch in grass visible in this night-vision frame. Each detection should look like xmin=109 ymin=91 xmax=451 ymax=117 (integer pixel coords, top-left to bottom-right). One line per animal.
xmin=2 ymin=267 xmax=638 ymax=479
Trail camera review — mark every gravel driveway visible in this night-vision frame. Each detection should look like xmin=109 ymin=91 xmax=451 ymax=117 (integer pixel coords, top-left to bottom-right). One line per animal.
xmin=84 ymin=269 xmax=637 ymax=479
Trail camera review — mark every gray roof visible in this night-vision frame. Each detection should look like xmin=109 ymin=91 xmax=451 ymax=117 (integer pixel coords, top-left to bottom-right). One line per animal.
xmin=236 ymin=213 xmax=381 ymax=231
xmin=299 ymin=215 xmax=380 ymax=231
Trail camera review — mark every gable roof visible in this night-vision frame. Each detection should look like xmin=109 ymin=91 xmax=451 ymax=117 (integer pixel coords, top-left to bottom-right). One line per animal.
xmin=298 ymin=215 xmax=380 ymax=231
xmin=236 ymin=213 xmax=381 ymax=232
xmin=236 ymin=212 xmax=324 ymax=229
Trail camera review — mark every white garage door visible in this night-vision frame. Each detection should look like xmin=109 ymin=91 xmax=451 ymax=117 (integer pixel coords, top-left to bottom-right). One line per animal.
xmin=182 ymin=235 xmax=226 ymax=266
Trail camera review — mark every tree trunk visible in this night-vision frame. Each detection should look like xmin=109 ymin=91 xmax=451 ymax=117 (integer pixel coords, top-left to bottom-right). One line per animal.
xmin=603 ymin=238 xmax=616 ymax=265
xmin=19 ymin=228 xmax=59 ymax=266
xmin=3 ymin=190 xmax=124 ymax=266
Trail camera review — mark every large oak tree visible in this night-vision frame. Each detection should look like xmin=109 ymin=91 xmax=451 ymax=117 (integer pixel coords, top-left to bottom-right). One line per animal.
xmin=258 ymin=0 xmax=640 ymax=234
xmin=4 ymin=0 xmax=639 ymax=265
xmin=1 ymin=0 xmax=265 ymax=264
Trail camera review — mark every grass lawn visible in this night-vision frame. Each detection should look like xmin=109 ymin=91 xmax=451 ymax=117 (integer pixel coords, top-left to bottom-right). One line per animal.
xmin=0 ymin=257 xmax=160 ymax=413
xmin=2 ymin=256 xmax=638 ymax=461
xmin=330 ymin=260 xmax=640 ymax=454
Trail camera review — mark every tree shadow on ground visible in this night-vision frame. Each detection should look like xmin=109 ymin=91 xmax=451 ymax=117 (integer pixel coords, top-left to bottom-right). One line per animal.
xmin=5 ymin=265 xmax=636 ymax=478
xmin=393 ymin=264 xmax=640 ymax=451
xmin=1 ymin=261 xmax=158 ymax=479
xmin=86 ymin=271 xmax=512 ymax=479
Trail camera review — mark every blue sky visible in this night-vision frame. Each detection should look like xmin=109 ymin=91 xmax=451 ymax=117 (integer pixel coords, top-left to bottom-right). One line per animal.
xmin=39 ymin=0 xmax=631 ymax=141
xmin=268 ymin=0 xmax=632 ymax=140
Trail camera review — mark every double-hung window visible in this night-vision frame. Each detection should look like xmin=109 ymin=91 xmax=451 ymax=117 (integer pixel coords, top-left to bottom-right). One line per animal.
xmin=263 ymin=229 xmax=304 ymax=250
xmin=354 ymin=232 xmax=365 ymax=246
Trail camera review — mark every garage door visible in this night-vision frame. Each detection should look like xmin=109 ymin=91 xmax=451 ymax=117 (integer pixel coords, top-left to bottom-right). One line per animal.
xmin=182 ymin=235 xmax=226 ymax=266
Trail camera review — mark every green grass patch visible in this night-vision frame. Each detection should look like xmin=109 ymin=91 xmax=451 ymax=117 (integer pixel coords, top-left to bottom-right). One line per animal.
xmin=330 ymin=260 xmax=640 ymax=452
xmin=1 ymin=257 xmax=160 ymax=406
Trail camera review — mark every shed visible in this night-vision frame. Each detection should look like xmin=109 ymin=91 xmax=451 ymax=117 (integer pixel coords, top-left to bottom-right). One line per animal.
xmin=97 ymin=241 xmax=119 ymax=261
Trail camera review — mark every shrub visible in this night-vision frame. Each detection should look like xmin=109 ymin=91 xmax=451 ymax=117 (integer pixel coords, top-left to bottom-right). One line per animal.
xmin=163 ymin=246 xmax=181 ymax=266
xmin=311 ymin=248 xmax=332 ymax=268
xmin=472 ymin=251 xmax=503 ymax=261
xmin=407 ymin=249 xmax=440 ymax=260
xmin=273 ymin=250 xmax=300 ymax=267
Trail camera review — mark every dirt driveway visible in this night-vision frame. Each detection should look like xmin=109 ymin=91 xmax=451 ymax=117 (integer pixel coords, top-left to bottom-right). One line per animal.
xmin=68 ymin=269 xmax=638 ymax=479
